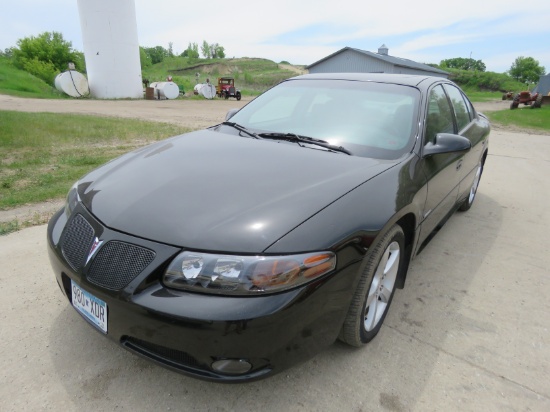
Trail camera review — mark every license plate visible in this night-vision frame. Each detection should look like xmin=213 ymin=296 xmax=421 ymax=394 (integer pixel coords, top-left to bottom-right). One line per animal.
xmin=71 ymin=280 xmax=108 ymax=333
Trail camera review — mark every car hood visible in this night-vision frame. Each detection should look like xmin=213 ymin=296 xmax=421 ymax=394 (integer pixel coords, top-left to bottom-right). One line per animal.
xmin=78 ymin=130 xmax=396 ymax=253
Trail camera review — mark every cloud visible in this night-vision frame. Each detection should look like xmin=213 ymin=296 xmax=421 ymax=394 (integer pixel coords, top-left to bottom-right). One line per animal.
xmin=1 ymin=0 xmax=549 ymax=72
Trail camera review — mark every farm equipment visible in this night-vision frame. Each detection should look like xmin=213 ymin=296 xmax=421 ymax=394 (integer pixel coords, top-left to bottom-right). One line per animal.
xmin=510 ymin=91 xmax=543 ymax=109
xmin=216 ymin=77 xmax=241 ymax=100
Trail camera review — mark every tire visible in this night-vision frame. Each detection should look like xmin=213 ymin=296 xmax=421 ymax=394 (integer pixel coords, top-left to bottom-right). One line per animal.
xmin=236 ymin=92 xmax=242 ymax=101
xmin=339 ymin=224 xmax=405 ymax=347
xmin=510 ymin=94 xmax=520 ymax=109
xmin=459 ymin=163 xmax=482 ymax=212
xmin=535 ymin=94 xmax=543 ymax=108
xmin=224 ymin=92 xmax=229 ymax=100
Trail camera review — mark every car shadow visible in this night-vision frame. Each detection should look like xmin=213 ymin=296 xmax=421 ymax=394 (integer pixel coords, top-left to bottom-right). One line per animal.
xmin=48 ymin=192 xmax=502 ymax=410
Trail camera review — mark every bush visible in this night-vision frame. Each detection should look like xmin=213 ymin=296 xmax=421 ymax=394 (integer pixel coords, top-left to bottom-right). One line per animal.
xmin=447 ymin=68 xmax=525 ymax=92
xmin=12 ymin=31 xmax=83 ymax=84
xmin=20 ymin=57 xmax=58 ymax=84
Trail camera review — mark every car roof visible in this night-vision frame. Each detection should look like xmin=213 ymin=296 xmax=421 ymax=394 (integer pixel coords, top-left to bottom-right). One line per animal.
xmin=289 ymin=72 xmax=447 ymax=88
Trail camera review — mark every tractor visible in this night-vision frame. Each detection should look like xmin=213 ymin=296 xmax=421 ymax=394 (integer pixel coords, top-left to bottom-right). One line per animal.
xmin=510 ymin=91 xmax=543 ymax=109
xmin=216 ymin=77 xmax=241 ymax=100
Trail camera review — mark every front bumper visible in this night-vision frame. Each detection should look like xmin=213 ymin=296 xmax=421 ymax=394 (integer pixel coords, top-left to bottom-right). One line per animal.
xmin=47 ymin=206 xmax=363 ymax=382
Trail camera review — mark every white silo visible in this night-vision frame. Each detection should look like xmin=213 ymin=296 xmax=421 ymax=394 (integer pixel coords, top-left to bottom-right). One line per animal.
xmin=77 ymin=0 xmax=143 ymax=99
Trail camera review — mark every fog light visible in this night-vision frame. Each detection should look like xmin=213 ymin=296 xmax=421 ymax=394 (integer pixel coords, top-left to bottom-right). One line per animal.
xmin=211 ymin=359 xmax=252 ymax=375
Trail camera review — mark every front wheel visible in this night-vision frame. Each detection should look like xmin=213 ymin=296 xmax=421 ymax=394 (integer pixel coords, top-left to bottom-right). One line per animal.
xmin=236 ymin=91 xmax=242 ymax=101
xmin=339 ymin=225 xmax=405 ymax=347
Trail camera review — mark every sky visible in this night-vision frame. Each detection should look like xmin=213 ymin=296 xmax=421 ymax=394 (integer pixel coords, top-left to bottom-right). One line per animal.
xmin=1 ymin=0 xmax=549 ymax=75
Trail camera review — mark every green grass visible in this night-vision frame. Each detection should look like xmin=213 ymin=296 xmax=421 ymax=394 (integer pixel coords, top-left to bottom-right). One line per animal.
xmin=464 ymin=90 xmax=503 ymax=102
xmin=487 ymin=106 xmax=550 ymax=131
xmin=0 ymin=111 xmax=190 ymax=209
xmin=0 ymin=56 xmax=66 ymax=98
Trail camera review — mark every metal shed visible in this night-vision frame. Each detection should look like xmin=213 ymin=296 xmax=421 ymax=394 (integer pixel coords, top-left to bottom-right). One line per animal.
xmin=307 ymin=45 xmax=449 ymax=78
xmin=533 ymin=73 xmax=550 ymax=96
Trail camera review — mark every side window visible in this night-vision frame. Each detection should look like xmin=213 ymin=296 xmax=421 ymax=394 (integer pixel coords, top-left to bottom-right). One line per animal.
xmin=425 ymin=85 xmax=454 ymax=144
xmin=463 ymin=94 xmax=475 ymax=120
xmin=444 ymin=85 xmax=471 ymax=131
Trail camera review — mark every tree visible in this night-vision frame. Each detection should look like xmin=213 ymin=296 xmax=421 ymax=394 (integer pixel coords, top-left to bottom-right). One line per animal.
xmin=509 ymin=56 xmax=546 ymax=84
xmin=201 ymin=41 xmax=211 ymax=59
xmin=440 ymin=57 xmax=486 ymax=72
xmin=12 ymin=31 xmax=83 ymax=83
xmin=142 ymin=46 xmax=168 ymax=64
xmin=216 ymin=46 xmax=225 ymax=59
xmin=199 ymin=41 xmax=225 ymax=59
xmin=210 ymin=43 xmax=225 ymax=59
xmin=181 ymin=42 xmax=199 ymax=59
xmin=0 ymin=47 xmax=14 ymax=58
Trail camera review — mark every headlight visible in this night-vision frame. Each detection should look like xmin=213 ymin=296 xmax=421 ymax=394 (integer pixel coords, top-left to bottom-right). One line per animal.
xmin=65 ymin=182 xmax=80 ymax=217
xmin=163 ymin=251 xmax=336 ymax=295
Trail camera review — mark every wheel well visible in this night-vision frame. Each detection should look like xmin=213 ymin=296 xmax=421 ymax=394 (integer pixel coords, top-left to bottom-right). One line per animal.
xmin=395 ymin=213 xmax=416 ymax=289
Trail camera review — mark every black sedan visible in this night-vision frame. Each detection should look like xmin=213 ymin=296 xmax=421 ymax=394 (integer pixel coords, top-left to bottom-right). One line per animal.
xmin=47 ymin=73 xmax=490 ymax=382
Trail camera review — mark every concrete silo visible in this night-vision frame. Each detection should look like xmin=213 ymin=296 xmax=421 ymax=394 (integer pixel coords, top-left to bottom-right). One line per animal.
xmin=77 ymin=0 xmax=143 ymax=99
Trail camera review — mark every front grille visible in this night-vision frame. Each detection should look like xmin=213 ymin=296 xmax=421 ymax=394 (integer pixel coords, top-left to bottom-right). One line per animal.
xmin=87 ymin=241 xmax=155 ymax=290
xmin=62 ymin=214 xmax=95 ymax=272
xmin=123 ymin=337 xmax=201 ymax=369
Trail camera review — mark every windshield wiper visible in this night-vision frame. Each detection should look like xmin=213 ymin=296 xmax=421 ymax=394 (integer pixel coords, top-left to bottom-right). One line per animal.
xmin=221 ymin=121 xmax=261 ymax=139
xmin=258 ymin=132 xmax=352 ymax=155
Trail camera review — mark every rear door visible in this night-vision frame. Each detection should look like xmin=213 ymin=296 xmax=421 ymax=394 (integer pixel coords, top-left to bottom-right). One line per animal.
xmin=442 ymin=84 xmax=488 ymax=200
xmin=418 ymin=84 xmax=464 ymax=244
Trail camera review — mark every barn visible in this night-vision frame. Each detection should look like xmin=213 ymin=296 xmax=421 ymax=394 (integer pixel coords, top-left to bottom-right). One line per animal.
xmin=307 ymin=45 xmax=449 ymax=78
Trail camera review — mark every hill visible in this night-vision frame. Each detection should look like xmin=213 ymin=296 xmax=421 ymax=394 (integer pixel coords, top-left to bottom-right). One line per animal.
xmin=141 ymin=56 xmax=307 ymax=95
xmin=0 ymin=56 xmax=65 ymax=98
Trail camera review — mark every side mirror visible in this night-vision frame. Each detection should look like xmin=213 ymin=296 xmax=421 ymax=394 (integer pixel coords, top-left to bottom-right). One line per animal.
xmin=423 ymin=133 xmax=471 ymax=157
xmin=225 ymin=108 xmax=240 ymax=121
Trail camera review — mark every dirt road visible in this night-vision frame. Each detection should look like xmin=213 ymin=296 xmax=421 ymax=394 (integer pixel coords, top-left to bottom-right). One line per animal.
xmin=0 ymin=94 xmax=251 ymax=130
xmin=1 ymin=95 xmax=549 ymax=411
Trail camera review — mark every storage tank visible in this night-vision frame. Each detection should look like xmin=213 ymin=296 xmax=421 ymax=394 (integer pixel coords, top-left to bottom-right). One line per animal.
xmin=54 ymin=70 xmax=90 ymax=97
xmin=77 ymin=0 xmax=142 ymax=99
xmin=153 ymin=82 xmax=180 ymax=99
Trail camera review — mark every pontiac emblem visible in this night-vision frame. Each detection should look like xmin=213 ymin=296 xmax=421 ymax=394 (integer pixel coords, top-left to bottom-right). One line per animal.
xmin=86 ymin=237 xmax=103 ymax=265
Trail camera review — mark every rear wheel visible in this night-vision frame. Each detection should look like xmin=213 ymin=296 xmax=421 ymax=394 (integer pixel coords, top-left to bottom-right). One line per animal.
xmin=339 ymin=225 xmax=405 ymax=346
xmin=535 ymin=94 xmax=543 ymax=108
xmin=459 ymin=163 xmax=482 ymax=212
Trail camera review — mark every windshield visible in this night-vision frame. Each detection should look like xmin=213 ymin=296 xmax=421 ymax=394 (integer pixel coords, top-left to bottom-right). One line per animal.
xmin=228 ymin=79 xmax=420 ymax=159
